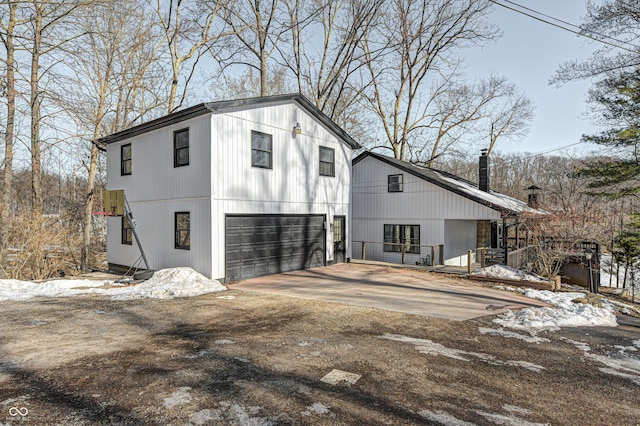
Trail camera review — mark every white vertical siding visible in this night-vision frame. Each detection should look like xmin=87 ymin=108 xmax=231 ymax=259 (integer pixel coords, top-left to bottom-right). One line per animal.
xmin=107 ymin=101 xmax=353 ymax=280
xmin=106 ymin=115 xmax=213 ymax=276
xmin=352 ymin=156 xmax=499 ymax=264
xmin=209 ymin=103 xmax=352 ymax=279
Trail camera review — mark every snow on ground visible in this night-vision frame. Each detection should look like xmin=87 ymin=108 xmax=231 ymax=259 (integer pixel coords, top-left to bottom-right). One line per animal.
xmin=562 ymin=338 xmax=640 ymax=386
xmin=472 ymin=265 xmax=549 ymax=282
xmin=380 ymin=333 xmax=545 ymax=373
xmin=492 ymin=289 xmax=617 ymax=332
xmin=0 ymin=267 xmax=226 ymax=301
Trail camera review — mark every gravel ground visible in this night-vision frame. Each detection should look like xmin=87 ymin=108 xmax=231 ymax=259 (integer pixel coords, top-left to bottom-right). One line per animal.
xmin=0 ymin=285 xmax=639 ymax=425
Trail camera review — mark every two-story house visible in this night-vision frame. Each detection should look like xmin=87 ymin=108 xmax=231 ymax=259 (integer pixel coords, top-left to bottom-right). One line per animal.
xmin=99 ymin=94 xmax=359 ymax=281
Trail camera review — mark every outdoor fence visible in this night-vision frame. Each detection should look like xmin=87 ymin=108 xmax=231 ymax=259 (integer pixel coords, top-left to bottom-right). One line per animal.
xmin=352 ymin=241 xmax=444 ymax=266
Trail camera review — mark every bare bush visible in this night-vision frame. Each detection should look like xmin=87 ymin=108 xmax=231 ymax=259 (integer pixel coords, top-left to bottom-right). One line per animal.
xmin=0 ymin=212 xmax=82 ymax=280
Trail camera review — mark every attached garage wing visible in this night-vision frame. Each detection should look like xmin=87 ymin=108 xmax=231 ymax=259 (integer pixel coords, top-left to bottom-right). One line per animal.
xmin=225 ymin=215 xmax=326 ymax=281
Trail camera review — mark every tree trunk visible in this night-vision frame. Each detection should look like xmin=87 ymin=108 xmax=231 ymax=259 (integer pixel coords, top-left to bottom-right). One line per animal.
xmin=30 ymin=1 xmax=43 ymax=216
xmin=1 ymin=1 xmax=17 ymax=242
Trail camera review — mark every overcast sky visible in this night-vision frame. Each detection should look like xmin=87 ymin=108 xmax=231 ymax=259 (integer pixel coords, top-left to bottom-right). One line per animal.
xmin=466 ymin=0 xmax=603 ymax=157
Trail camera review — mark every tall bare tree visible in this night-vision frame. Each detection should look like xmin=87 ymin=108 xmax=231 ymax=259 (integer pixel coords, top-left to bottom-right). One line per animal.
xmin=58 ymin=0 xmax=166 ymax=270
xmin=222 ymin=0 xmax=288 ymax=96
xmin=362 ymin=0 xmax=499 ymax=161
xmin=156 ymin=0 xmax=228 ymax=113
xmin=283 ymin=0 xmax=382 ymax=129
xmin=0 ymin=1 xmax=19 ymax=239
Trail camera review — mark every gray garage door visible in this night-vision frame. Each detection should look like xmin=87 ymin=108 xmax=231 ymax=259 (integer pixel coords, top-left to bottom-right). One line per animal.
xmin=225 ymin=215 xmax=326 ymax=281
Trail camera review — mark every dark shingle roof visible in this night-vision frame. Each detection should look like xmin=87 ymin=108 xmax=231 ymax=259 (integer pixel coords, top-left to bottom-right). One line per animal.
xmin=96 ymin=93 xmax=360 ymax=149
xmin=353 ymin=151 xmax=545 ymax=216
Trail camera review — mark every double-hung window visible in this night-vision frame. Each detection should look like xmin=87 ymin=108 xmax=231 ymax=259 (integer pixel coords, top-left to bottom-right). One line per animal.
xmin=383 ymin=224 xmax=420 ymax=254
xmin=319 ymin=146 xmax=335 ymax=177
xmin=388 ymin=174 xmax=403 ymax=192
xmin=121 ymin=144 xmax=132 ymax=176
xmin=174 ymin=128 xmax=189 ymax=167
xmin=175 ymin=212 xmax=190 ymax=250
xmin=251 ymin=130 xmax=272 ymax=169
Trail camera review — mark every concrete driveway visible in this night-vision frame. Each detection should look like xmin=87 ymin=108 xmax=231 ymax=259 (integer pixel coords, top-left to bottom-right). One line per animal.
xmin=231 ymin=263 xmax=549 ymax=321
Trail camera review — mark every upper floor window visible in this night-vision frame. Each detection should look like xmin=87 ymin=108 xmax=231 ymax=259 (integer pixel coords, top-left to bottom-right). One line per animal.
xmin=388 ymin=174 xmax=403 ymax=192
xmin=251 ymin=130 xmax=272 ymax=169
xmin=121 ymin=144 xmax=132 ymax=176
xmin=319 ymin=146 xmax=335 ymax=177
xmin=175 ymin=212 xmax=190 ymax=250
xmin=174 ymin=128 xmax=189 ymax=167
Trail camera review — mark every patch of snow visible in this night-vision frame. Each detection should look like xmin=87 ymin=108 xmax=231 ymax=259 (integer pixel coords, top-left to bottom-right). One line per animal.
xmin=473 ymin=265 xmax=549 ymax=282
xmin=493 ymin=289 xmax=617 ymax=331
xmin=380 ymin=334 xmax=544 ymax=373
xmin=475 ymin=410 xmax=549 ymax=426
xmin=163 ymin=386 xmax=192 ymax=407
xmin=634 ymin=340 xmax=640 ymax=348
xmin=0 ymin=267 xmax=226 ymax=301
xmin=561 ymin=338 xmax=591 ymax=353
xmin=214 ymin=339 xmax=235 ymax=345
xmin=478 ymin=327 xmax=550 ymax=344
xmin=189 ymin=409 xmax=221 ymax=425
xmin=302 ymin=402 xmax=331 ymax=416
xmin=503 ymin=405 xmax=532 ymax=415
xmin=217 ymin=295 xmax=235 ymax=300
xmin=614 ymin=345 xmax=638 ymax=353
xmin=418 ymin=409 xmax=476 ymax=425
xmin=587 ymin=352 xmax=640 ymax=385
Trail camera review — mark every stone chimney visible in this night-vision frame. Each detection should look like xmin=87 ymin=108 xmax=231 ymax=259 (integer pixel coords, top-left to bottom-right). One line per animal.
xmin=479 ymin=149 xmax=490 ymax=192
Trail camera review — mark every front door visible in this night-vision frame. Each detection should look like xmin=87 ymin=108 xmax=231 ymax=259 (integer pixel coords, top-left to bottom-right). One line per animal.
xmin=333 ymin=216 xmax=346 ymax=263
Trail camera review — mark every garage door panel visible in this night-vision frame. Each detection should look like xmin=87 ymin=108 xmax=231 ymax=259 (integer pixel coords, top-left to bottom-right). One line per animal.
xmin=225 ymin=215 xmax=325 ymax=281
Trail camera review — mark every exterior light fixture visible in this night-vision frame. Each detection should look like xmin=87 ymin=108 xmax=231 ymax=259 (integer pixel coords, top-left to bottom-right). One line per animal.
xmin=293 ymin=122 xmax=302 ymax=135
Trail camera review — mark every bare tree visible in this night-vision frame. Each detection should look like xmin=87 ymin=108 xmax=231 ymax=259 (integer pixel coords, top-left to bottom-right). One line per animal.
xmin=282 ymin=0 xmax=382 ymax=129
xmin=362 ymin=0 xmax=499 ymax=161
xmin=0 ymin=1 xmax=19 ymax=240
xmin=156 ymin=0 xmax=228 ymax=113
xmin=486 ymin=82 xmax=534 ymax=156
xmin=222 ymin=0 xmax=288 ymax=96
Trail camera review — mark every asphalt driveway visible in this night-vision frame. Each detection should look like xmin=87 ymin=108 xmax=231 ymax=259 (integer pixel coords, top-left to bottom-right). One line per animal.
xmin=231 ymin=263 xmax=549 ymax=320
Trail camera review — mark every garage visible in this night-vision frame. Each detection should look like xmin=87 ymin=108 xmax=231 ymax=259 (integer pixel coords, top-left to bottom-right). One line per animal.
xmin=225 ymin=215 xmax=326 ymax=281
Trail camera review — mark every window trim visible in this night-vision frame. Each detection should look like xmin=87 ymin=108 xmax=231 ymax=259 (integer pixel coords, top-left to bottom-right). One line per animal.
xmin=173 ymin=128 xmax=190 ymax=168
xmin=388 ymin=174 xmax=403 ymax=192
xmin=121 ymin=216 xmax=132 ymax=245
xmin=121 ymin=143 xmax=132 ymax=176
xmin=251 ymin=130 xmax=273 ymax=169
xmin=319 ymin=146 xmax=335 ymax=177
xmin=175 ymin=211 xmax=191 ymax=250
xmin=383 ymin=224 xmax=420 ymax=254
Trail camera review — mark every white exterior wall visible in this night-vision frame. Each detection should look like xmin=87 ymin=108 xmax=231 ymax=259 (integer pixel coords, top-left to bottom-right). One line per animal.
xmin=106 ymin=101 xmax=353 ymax=280
xmin=106 ymin=115 xmax=213 ymax=277
xmin=352 ymin=156 xmax=499 ymax=265
xmin=209 ymin=103 xmax=352 ymax=279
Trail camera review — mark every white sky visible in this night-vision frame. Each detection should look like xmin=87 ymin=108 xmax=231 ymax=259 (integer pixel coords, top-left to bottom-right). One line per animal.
xmin=466 ymin=0 xmax=603 ymax=156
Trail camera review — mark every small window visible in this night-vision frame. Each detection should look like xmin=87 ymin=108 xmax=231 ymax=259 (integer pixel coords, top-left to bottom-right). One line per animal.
xmin=319 ymin=146 xmax=335 ymax=177
xmin=175 ymin=212 xmax=190 ymax=250
xmin=121 ymin=143 xmax=132 ymax=176
xmin=122 ymin=216 xmax=132 ymax=245
xmin=384 ymin=224 xmax=420 ymax=254
xmin=174 ymin=128 xmax=189 ymax=167
xmin=251 ymin=130 xmax=272 ymax=169
xmin=388 ymin=174 xmax=403 ymax=192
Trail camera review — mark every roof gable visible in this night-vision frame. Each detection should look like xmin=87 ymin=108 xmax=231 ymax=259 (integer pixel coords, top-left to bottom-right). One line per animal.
xmin=353 ymin=151 xmax=544 ymax=216
xmin=96 ymin=93 xmax=360 ymax=149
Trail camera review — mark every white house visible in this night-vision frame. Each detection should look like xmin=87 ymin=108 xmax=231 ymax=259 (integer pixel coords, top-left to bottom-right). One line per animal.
xmin=352 ymin=151 xmax=542 ymax=266
xmin=100 ymin=94 xmax=359 ymax=281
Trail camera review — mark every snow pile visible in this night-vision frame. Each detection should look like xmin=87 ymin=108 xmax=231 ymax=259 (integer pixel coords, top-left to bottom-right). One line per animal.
xmin=494 ymin=289 xmax=618 ymax=331
xmin=0 ymin=267 xmax=226 ymax=301
xmin=109 ymin=267 xmax=226 ymax=300
xmin=0 ymin=279 xmax=110 ymax=301
xmin=472 ymin=265 xmax=549 ymax=282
